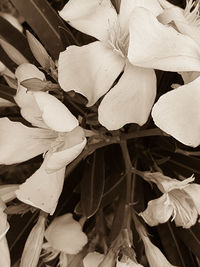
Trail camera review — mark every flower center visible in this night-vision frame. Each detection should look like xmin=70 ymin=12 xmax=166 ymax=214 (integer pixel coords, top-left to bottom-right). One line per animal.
xmin=108 ymin=21 xmax=129 ymax=57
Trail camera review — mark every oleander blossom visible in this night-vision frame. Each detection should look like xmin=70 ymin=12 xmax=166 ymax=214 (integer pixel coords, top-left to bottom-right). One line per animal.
xmin=150 ymin=0 xmax=200 ymax=146
xmin=58 ymin=0 xmax=200 ymax=132
xmin=43 ymin=213 xmax=88 ymax=264
xmin=140 ymin=172 xmax=200 ymax=228
xmin=0 ymin=63 xmax=87 ymax=215
xmin=58 ymin=0 xmax=164 ymax=130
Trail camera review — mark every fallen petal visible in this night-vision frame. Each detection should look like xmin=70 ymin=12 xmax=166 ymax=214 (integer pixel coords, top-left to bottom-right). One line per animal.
xmin=58 ymin=41 xmax=124 ymax=106
xmin=98 ymin=61 xmax=156 ymax=130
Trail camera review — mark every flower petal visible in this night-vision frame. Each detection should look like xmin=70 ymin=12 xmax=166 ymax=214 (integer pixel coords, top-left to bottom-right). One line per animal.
xmin=58 ymin=41 xmax=125 ymax=107
xmin=0 ymin=237 xmax=10 ymax=267
xmin=139 ymin=194 xmax=173 ymax=226
xmin=144 ymin=172 xmax=195 ymax=193
xmin=83 ymin=252 xmax=104 ymax=267
xmin=170 ymin=189 xmax=198 ymax=228
xmin=45 ymin=213 xmax=88 ymax=254
xmin=128 ymin=7 xmax=200 ymax=72
xmin=0 ymin=118 xmax=56 ymax=165
xmin=0 ymin=200 xmax=9 ymax=239
xmin=45 ymin=127 xmax=86 ymax=172
xmin=15 ymin=63 xmax=47 ymax=128
xmin=142 ymin=235 xmax=176 ymax=267
xmin=0 ymin=184 xmax=19 ymax=203
xmin=59 ymin=0 xmax=117 ymax=42
xmin=184 ymin=184 xmax=200 ymax=214
xmin=152 ymin=76 xmax=200 ymax=147
xmin=119 ymin=0 xmax=163 ymax=33
xmin=33 ymin=91 xmax=78 ymax=132
xmin=98 ymin=62 xmax=156 ymax=130
xmin=16 ymin=160 xmax=65 ymax=215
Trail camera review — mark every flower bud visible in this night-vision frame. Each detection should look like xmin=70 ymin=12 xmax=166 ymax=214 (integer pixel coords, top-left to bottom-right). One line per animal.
xmin=45 ymin=213 xmax=88 ymax=254
xmin=20 ymin=212 xmax=47 ymax=267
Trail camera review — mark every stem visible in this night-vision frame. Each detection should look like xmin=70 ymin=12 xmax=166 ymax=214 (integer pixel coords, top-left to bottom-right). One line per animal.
xmin=120 ymin=140 xmax=132 ymax=205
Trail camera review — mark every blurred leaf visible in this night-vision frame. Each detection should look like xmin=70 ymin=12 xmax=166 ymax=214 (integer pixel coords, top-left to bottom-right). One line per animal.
xmin=3 ymin=75 xmax=18 ymax=89
xmin=11 ymin=0 xmax=67 ymax=59
xmin=175 ymin=224 xmax=200 ymax=260
xmin=109 ymin=179 xmax=126 ymax=243
xmin=0 ymin=38 xmax=29 ymax=65
xmin=0 ymin=84 xmax=16 ymax=103
xmin=0 ymin=16 xmax=37 ymax=64
xmin=0 ymin=46 xmax=17 ymax=72
xmin=157 ymin=222 xmax=196 ymax=267
xmin=81 ymin=149 xmax=105 ymax=218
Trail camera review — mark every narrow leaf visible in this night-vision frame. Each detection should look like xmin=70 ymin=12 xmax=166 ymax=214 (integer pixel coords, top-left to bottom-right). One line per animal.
xmin=109 ymin=179 xmax=126 ymax=243
xmin=0 ymin=39 xmax=29 ymax=65
xmin=11 ymin=0 xmax=67 ymax=59
xmin=0 ymin=84 xmax=16 ymax=103
xmin=0 ymin=46 xmax=17 ymax=72
xmin=176 ymin=224 xmax=200 ymax=260
xmin=80 ymin=149 xmax=105 ymax=218
xmin=58 ymin=26 xmax=79 ymax=49
xmin=0 ymin=16 xmax=37 ymax=64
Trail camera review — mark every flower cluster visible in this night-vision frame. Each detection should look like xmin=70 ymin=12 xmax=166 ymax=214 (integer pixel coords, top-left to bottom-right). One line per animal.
xmin=1 ymin=0 xmax=200 ymax=266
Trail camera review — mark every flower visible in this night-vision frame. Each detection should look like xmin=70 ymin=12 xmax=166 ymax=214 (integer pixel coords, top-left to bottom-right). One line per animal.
xmin=58 ymin=0 xmax=164 ymax=130
xmin=43 ymin=213 xmax=88 ymax=262
xmin=135 ymin=218 xmax=176 ymax=267
xmin=0 ymin=63 xmax=87 ymax=214
xmin=83 ymin=252 xmax=105 ymax=267
xmin=140 ymin=172 xmax=200 ymax=228
xmin=148 ymin=0 xmax=200 ymax=147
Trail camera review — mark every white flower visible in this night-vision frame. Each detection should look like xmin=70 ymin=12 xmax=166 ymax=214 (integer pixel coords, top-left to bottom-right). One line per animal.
xmin=83 ymin=252 xmax=104 ymax=267
xmin=116 ymin=258 xmax=143 ymax=267
xmin=58 ymin=0 xmax=164 ymax=130
xmin=0 ymin=63 xmax=86 ymax=214
xmin=140 ymin=172 xmax=200 ymax=228
xmin=43 ymin=213 xmax=88 ymax=257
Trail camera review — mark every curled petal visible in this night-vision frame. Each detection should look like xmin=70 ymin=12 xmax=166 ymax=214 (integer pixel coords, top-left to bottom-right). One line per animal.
xmin=15 ymin=63 xmax=46 ymax=127
xmin=98 ymin=62 xmax=156 ymax=130
xmin=59 ymin=0 xmax=117 ymax=42
xmin=184 ymin=184 xmax=200 ymax=214
xmin=33 ymin=91 xmax=78 ymax=132
xmin=119 ymin=0 xmax=163 ymax=33
xmin=128 ymin=7 xmax=200 ymax=72
xmin=170 ymin=189 xmax=198 ymax=228
xmin=83 ymin=252 xmax=104 ymax=267
xmin=0 ymin=118 xmax=56 ymax=165
xmin=139 ymin=194 xmax=173 ymax=226
xmin=144 ymin=172 xmax=195 ymax=193
xmin=45 ymin=213 xmax=88 ymax=254
xmin=58 ymin=41 xmax=124 ymax=106
xmin=16 ymin=161 xmax=65 ymax=215
xmin=152 ymin=76 xmax=200 ymax=147
xmin=45 ymin=127 xmax=86 ymax=172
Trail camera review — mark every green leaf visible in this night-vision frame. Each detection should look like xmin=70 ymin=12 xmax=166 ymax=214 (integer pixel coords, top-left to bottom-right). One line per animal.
xmin=11 ymin=0 xmax=67 ymax=59
xmin=80 ymin=149 xmax=105 ymax=219
xmin=0 ymin=16 xmax=37 ymax=64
